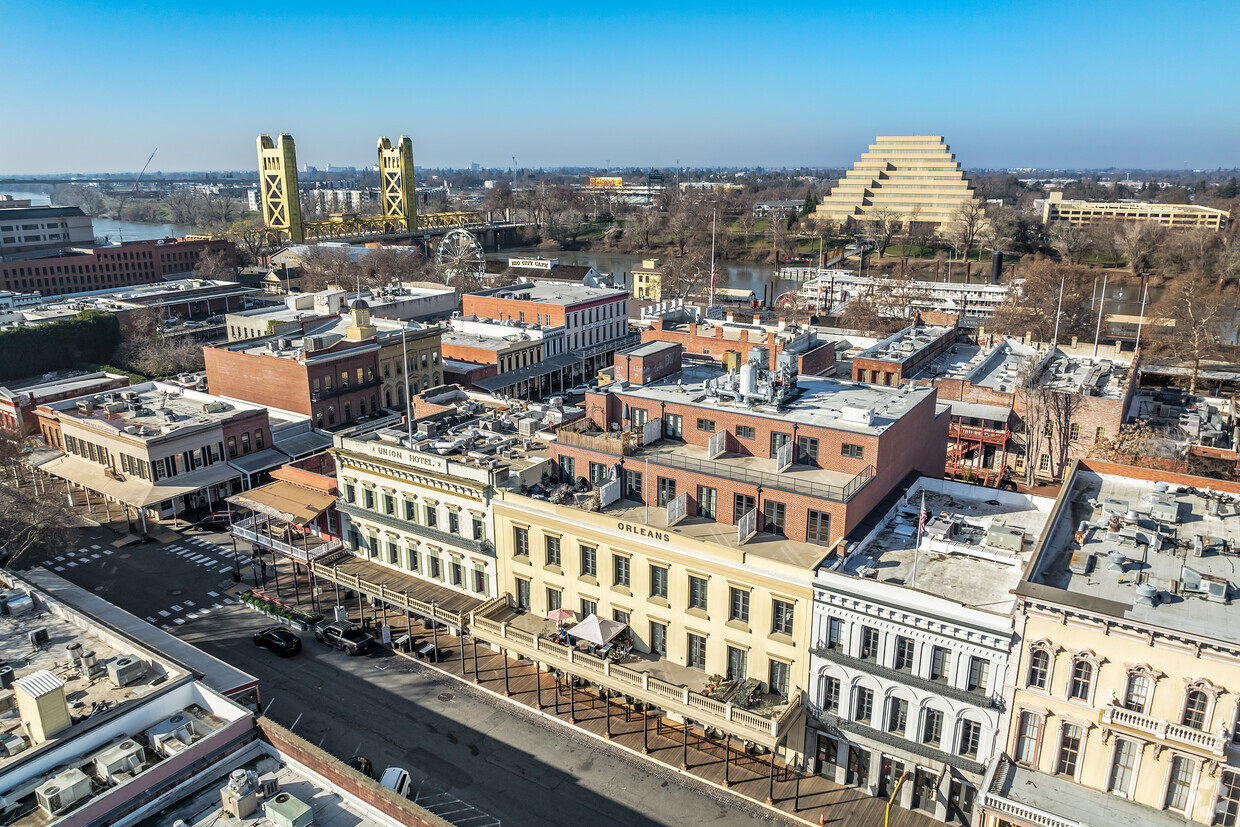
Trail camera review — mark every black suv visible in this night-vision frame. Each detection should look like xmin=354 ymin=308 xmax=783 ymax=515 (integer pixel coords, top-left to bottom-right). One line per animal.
xmin=314 ymin=620 xmax=374 ymax=655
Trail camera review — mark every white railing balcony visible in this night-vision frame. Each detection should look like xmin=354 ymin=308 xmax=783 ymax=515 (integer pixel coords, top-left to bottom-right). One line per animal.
xmin=1102 ymin=705 xmax=1226 ymax=756
xmin=979 ymin=792 xmax=1081 ymax=827
xmin=231 ymin=515 xmax=344 ymax=563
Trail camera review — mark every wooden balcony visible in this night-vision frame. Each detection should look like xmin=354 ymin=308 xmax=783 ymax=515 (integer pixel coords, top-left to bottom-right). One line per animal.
xmin=949 ymin=421 xmax=1010 ymax=445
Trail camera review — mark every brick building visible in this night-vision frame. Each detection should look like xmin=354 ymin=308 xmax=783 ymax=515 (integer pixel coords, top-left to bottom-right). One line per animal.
xmin=850 ymin=321 xmax=958 ymax=384
xmin=0 ymin=237 xmax=237 ymax=295
xmin=439 ymin=314 xmax=567 ymax=396
xmin=636 ymin=306 xmax=837 ymax=376
xmin=553 ymin=344 xmax=947 ymax=549
xmin=0 ymin=372 xmax=130 ymax=436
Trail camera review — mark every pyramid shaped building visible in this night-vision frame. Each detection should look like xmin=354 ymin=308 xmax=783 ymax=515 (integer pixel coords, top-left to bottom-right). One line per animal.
xmin=812 ymin=135 xmax=981 ymax=230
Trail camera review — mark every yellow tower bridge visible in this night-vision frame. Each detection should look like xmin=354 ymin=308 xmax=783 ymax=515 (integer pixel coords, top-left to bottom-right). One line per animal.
xmin=256 ymin=133 xmax=513 ymax=244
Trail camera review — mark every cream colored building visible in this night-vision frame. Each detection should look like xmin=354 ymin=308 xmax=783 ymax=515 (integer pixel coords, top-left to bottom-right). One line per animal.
xmin=980 ymin=459 xmax=1240 ymax=827
xmin=483 ymin=485 xmax=811 ymax=759
xmin=1040 ymin=190 xmax=1230 ymax=231
xmin=811 ymin=135 xmax=983 ymax=230
xmin=631 ymin=258 xmax=663 ymax=302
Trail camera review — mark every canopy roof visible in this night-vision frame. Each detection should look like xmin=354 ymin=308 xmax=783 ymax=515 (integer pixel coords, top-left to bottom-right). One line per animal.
xmin=567 ymin=614 xmax=626 ymax=646
xmin=228 ymin=479 xmax=337 ymax=525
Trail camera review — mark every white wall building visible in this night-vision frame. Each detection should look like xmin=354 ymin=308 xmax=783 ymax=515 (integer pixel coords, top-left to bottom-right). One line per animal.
xmin=807 ymin=477 xmax=1054 ymax=825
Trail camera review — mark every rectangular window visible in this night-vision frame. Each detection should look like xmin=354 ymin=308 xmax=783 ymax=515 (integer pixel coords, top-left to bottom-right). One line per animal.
xmin=1055 ymin=724 xmax=1082 ymax=778
xmin=624 ymin=469 xmax=643 ymax=501
xmin=959 ymin=719 xmax=981 ymax=758
xmin=841 ymin=443 xmax=864 ymax=459
xmin=665 ymin=413 xmax=683 ymax=440
xmin=545 ymin=535 xmax=561 ymax=567
xmin=657 ymin=477 xmax=676 ymax=506
xmin=825 ymin=616 xmax=844 ymax=650
xmin=383 ymin=493 xmax=395 ymax=515
xmin=930 ymin=646 xmax=952 ymax=682
xmin=513 ymin=526 xmax=529 ymax=558
xmin=1069 ymin=422 xmax=1081 ymax=440
xmin=688 ymin=575 xmax=708 ymax=610
xmin=763 ymin=500 xmax=786 ymax=536
xmin=894 ymin=636 xmax=915 ymax=671
xmin=967 ymin=657 xmax=990 ymax=693
xmin=515 ymin=578 xmax=530 ymax=609
xmin=613 ymin=554 xmax=631 ymax=588
xmin=559 ymin=455 xmax=575 ymax=482
xmin=1216 ymin=770 xmax=1240 ymax=826
xmin=729 ymin=587 xmax=750 ymax=623
xmin=860 ymin=626 xmax=879 ymax=660
xmin=770 ymin=431 xmax=791 ymax=459
xmin=769 ymin=660 xmax=790 ymax=696
xmin=581 ymin=597 xmax=597 ymax=618
xmin=1015 ymin=712 xmax=1041 ymax=765
xmin=807 ymin=509 xmax=831 ymax=545
xmin=854 ymin=687 xmax=874 ymax=724
xmin=696 ymin=485 xmax=717 ymax=519
xmin=687 ymin=633 xmax=707 ymax=669
xmin=472 ymin=516 xmax=485 ymax=541
xmin=651 ymin=621 xmax=667 ymax=654
xmin=581 ymin=545 xmax=597 ymax=578
xmin=727 ymin=646 xmax=747 ymax=680
xmin=922 ymin=709 xmax=944 ymax=746
xmin=387 ymin=540 xmax=399 ymax=565
xmin=1095 ymin=426 xmax=1107 ymax=443
xmin=1108 ymin=738 xmax=1136 ymax=796
xmin=888 ymin=697 xmax=909 ymax=733
xmin=403 ymin=499 xmax=415 ymax=520
xmin=696 ymin=418 xmax=715 ymax=432
xmin=448 ymin=511 xmax=460 ymax=534
xmin=630 ymin=407 xmax=648 ymax=427
xmin=734 ymin=493 xmax=755 ymax=521
xmin=736 ymin=424 xmax=755 ymax=440
xmin=363 ymin=488 xmax=375 ymax=509
xmin=546 ymin=587 xmax=562 ymax=611
xmin=613 ymin=608 xmax=630 ymax=626
xmin=650 ymin=565 xmax=668 ymax=599
xmin=589 ymin=461 xmax=607 ymax=485
xmin=822 ymin=676 xmax=841 ymax=712
xmin=797 ymin=435 xmax=820 ymax=465
xmin=1165 ymin=756 xmax=1193 ymax=812
xmin=772 ymin=599 xmax=794 ymax=635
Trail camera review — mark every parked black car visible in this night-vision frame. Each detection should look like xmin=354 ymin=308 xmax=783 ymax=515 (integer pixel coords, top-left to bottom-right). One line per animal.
xmin=314 ymin=620 xmax=374 ymax=655
xmin=192 ymin=511 xmax=232 ymax=531
xmin=252 ymin=626 xmax=302 ymax=656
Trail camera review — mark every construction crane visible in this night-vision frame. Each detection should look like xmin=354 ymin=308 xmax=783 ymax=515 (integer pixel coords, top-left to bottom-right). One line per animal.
xmin=116 ymin=148 xmax=158 ymax=242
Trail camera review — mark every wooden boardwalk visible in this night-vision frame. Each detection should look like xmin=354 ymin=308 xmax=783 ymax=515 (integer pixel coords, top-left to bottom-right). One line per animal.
xmin=278 ymin=571 xmax=943 ymax=827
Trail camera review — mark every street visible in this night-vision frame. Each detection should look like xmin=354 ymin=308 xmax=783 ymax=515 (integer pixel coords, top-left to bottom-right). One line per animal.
xmin=33 ymin=524 xmax=789 ymax=827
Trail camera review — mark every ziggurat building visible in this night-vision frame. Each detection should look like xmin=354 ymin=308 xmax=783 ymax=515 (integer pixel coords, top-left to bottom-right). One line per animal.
xmin=812 ymin=135 xmax=982 ymax=230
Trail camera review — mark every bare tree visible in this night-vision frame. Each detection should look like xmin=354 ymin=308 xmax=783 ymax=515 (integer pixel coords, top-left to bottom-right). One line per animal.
xmin=863 ymin=207 xmax=901 ymax=257
xmin=0 ymin=467 xmax=77 ymax=569
xmin=1016 ymin=370 xmax=1051 ymax=487
xmin=982 ymin=204 xmax=1021 ymax=254
xmin=299 ymin=246 xmax=358 ymax=292
xmin=1049 ymin=222 xmax=1092 ymax=264
xmin=1149 ymin=270 xmax=1236 ymax=394
xmin=988 ymin=259 xmax=1096 ymax=343
xmin=192 ymin=249 xmax=235 ymax=282
xmin=659 ymin=252 xmax=710 ymax=301
xmin=944 ymin=201 xmax=987 ymax=261
xmin=1116 ymin=221 xmax=1165 ymax=275
xmin=1045 ymin=390 xmax=1084 ymax=481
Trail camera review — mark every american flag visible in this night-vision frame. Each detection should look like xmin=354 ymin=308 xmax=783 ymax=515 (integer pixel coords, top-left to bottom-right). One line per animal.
xmin=918 ymin=491 xmax=928 ymax=538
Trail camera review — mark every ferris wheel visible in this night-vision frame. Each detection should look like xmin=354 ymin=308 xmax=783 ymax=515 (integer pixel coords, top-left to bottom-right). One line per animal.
xmin=434 ymin=229 xmax=486 ymax=283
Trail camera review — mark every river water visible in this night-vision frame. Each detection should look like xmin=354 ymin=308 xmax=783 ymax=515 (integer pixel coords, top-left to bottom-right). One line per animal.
xmin=0 ymin=188 xmax=197 ymax=242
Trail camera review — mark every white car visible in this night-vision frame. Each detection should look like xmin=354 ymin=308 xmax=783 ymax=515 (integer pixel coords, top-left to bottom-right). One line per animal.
xmin=380 ymin=767 xmax=411 ymax=798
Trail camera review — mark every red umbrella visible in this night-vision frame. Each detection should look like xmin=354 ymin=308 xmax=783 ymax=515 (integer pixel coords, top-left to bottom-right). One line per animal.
xmin=546 ymin=608 xmax=576 ymax=623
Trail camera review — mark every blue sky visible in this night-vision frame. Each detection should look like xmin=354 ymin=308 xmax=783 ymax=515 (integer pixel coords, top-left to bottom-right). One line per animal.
xmin=2 ymin=1 xmax=1238 ymax=173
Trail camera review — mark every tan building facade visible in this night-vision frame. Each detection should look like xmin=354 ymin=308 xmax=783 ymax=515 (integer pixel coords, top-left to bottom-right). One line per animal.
xmin=981 ymin=460 xmax=1240 ymax=827
xmin=1041 ymin=191 xmax=1230 ymax=231
xmin=811 ymin=136 xmax=982 ymax=230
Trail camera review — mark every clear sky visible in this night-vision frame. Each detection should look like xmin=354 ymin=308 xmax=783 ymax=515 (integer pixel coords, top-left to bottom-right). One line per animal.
xmin=3 ymin=1 xmax=1238 ymax=173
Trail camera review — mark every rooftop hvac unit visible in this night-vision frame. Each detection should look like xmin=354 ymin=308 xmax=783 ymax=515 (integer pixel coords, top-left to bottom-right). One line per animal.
xmin=107 ymin=655 xmax=147 ymax=687
xmin=1148 ymin=494 xmax=1180 ymax=524
xmin=1106 ymin=549 xmax=1128 ymax=573
xmin=202 ymin=401 xmax=229 ymax=414
xmin=35 ymin=768 xmax=91 ymax=815
xmin=2 ymin=733 xmax=27 ymax=757
xmin=28 ymin=628 xmax=49 ymax=647
xmin=1135 ymin=582 xmax=1161 ymax=608
xmin=986 ymin=524 xmax=1025 ymax=552
xmin=147 ymin=712 xmax=195 ymax=757
xmin=94 ymin=739 xmax=147 ymax=779
xmin=923 ymin=516 xmax=960 ymax=541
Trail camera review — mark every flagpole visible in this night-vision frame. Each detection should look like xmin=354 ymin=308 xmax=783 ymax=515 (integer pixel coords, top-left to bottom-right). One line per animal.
xmin=402 ymin=328 xmax=413 ymax=446
xmin=1134 ymin=282 xmax=1149 ymax=353
xmin=709 ymin=208 xmax=717 ymax=307
xmin=913 ymin=490 xmax=927 ymax=590
xmin=1052 ymin=276 xmax=1065 ymax=349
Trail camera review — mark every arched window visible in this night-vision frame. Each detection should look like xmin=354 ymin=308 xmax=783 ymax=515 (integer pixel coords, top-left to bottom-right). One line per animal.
xmin=1069 ymin=659 xmax=1093 ymax=701
xmin=1028 ymin=649 xmax=1050 ymax=689
xmin=1124 ymin=674 xmax=1150 ymax=713
xmin=1183 ymin=689 xmax=1210 ymax=730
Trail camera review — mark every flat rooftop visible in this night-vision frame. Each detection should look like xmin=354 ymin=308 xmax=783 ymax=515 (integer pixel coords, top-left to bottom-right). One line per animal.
xmin=610 ymin=364 xmax=936 ymax=436
xmin=473 ymin=280 xmax=627 ymax=305
xmin=0 ymin=372 xmax=125 ymax=400
xmin=853 ymin=325 xmax=955 ymax=365
xmin=1027 ymin=470 xmax=1240 ymax=644
xmin=48 ymin=383 xmax=262 ymax=441
xmin=1039 ymin=351 xmax=1129 ymax=399
xmin=911 ymin=336 xmax=1039 ymax=388
xmin=836 ymin=478 xmax=1055 ymax=612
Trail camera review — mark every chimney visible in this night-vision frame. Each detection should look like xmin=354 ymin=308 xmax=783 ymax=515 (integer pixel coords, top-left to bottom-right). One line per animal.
xmin=14 ymin=670 xmax=72 ymax=744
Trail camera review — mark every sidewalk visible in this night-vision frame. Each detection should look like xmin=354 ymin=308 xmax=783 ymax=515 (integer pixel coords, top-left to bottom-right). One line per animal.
xmin=284 ymin=571 xmax=942 ymax=827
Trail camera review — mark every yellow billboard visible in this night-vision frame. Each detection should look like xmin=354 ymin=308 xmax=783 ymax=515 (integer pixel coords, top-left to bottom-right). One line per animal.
xmin=588 ymin=177 xmax=623 ymax=188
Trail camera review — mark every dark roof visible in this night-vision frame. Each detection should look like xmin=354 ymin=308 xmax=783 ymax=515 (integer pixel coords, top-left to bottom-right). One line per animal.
xmin=350 ymin=298 xmax=370 ymax=310
xmin=484 ymin=261 xmax=595 ymax=282
xmin=473 ymin=352 xmax=580 ymax=392
xmin=0 ymin=206 xmax=87 ymax=220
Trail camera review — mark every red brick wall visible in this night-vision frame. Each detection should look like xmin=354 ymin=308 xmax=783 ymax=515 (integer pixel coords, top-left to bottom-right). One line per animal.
xmin=0 ymin=238 xmax=236 ymax=293
xmin=461 ymin=295 xmax=567 ymax=326
xmin=798 ymin=342 xmax=836 ymax=376
xmin=205 ymin=347 xmax=311 ymax=414
xmin=613 ymin=344 xmax=682 ymax=385
xmin=1078 ymin=459 xmax=1240 ymax=495
xmin=441 ymin=341 xmax=501 ymax=366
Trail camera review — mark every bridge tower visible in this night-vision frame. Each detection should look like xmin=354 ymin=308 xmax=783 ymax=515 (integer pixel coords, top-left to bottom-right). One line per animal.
xmin=378 ymin=136 xmax=416 ymax=232
xmin=256 ymin=133 xmax=304 ymax=243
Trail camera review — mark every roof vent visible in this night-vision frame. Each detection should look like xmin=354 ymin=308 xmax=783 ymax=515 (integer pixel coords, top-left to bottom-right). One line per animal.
xmin=1135 ymin=582 xmax=1160 ymax=607
xmin=1106 ymin=549 xmax=1127 ymax=572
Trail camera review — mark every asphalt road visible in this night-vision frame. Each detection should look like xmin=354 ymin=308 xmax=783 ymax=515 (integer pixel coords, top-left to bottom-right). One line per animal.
xmin=36 ymin=526 xmax=789 ymax=827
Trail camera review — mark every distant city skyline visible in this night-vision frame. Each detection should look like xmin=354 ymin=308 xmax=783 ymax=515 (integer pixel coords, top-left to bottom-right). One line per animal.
xmin=3 ymin=1 xmax=1238 ymax=174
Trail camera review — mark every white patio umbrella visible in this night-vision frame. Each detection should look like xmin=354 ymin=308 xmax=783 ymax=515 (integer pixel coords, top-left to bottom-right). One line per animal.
xmin=567 ymin=614 xmax=626 ymax=646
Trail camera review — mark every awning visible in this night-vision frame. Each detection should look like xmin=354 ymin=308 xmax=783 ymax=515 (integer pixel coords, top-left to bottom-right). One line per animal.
xmin=40 ymin=454 xmax=239 ymax=508
xmin=227 ymin=479 xmax=337 ymax=525
xmin=567 ymin=614 xmax=626 ymax=646
xmin=273 ymin=430 xmax=334 ymax=459
xmin=947 ymin=400 xmax=1013 ymax=424
xmin=473 ymin=353 xmax=580 ymax=392
xmin=227 ymin=447 xmax=287 ymax=477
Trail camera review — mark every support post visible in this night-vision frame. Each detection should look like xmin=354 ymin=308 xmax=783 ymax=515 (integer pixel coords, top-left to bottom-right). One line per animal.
xmin=682 ymin=720 xmax=690 ymax=770
xmin=472 ymin=636 xmax=480 ymax=683
xmin=766 ymin=748 xmax=776 ymax=805
xmin=724 ymin=734 xmax=731 ymax=787
xmin=536 ymin=664 xmax=544 ymax=709
xmin=502 ymin=648 xmax=510 ymax=696
xmin=604 ymin=690 xmax=612 ymax=739
xmin=569 ymin=678 xmax=577 ymax=723
xmin=642 ymin=706 xmax=650 ymax=753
